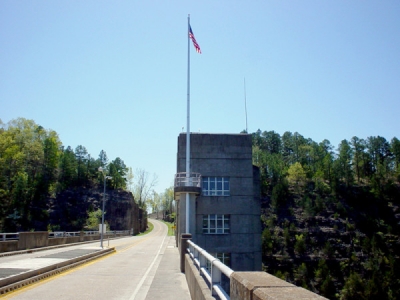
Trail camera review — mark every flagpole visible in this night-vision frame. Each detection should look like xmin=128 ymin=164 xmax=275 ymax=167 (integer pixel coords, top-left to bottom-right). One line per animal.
xmin=185 ymin=14 xmax=191 ymax=233
xmin=244 ymin=77 xmax=248 ymax=133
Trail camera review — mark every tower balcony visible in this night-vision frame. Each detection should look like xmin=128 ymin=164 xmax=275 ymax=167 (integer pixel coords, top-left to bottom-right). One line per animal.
xmin=174 ymin=172 xmax=202 ymax=200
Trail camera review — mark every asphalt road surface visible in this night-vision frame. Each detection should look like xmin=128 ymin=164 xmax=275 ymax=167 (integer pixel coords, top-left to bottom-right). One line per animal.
xmin=1 ymin=219 xmax=190 ymax=300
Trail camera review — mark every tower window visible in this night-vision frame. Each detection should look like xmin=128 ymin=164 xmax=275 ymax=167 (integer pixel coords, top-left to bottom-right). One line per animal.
xmin=202 ymin=214 xmax=230 ymax=234
xmin=202 ymin=177 xmax=230 ymax=196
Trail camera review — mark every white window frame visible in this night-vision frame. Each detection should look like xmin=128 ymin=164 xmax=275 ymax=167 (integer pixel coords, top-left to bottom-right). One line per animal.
xmin=202 ymin=214 xmax=230 ymax=234
xmin=202 ymin=176 xmax=230 ymax=196
xmin=206 ymin=253 xmax=231 ymax=272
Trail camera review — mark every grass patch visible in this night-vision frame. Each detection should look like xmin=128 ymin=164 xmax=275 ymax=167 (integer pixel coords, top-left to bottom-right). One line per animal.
xmin=137 ymin=221 xmax=154 ymax=236
xmin=161 ymin=220 xmax=175 ymax=236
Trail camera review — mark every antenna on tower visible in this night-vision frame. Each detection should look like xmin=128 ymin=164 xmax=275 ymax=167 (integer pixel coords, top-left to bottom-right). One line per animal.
xmin=244 ymin=77 xmax=248 ymax=133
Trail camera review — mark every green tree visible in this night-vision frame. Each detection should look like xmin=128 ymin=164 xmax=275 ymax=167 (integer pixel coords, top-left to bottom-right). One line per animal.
xmin=261 ymin=130 xmax=282 ymax=154
xmin=282 ymin=131 xmax=295 ymax=164
xmin=262 ymin=228 xmax=274 ymax=255
xmin=287 ymin=162 xmax=307 ymax=193
xmin=315 ymin=259 xmax=329 ymax=283
xmin=351 ymin=136 xmax=365 ymax=183
xmin=294 ymin=262 xmax=308 ymax=288
xmin=322 ymin=152 xmax=334 ymax=185
xmin=161 ymin=187 xmax=174 ymax=220
xmin=75 ymin=145 xmax=88 ymax=184
xmin=42 ymin=132 xmax=61 ymax=195
xmin=271 ymin=179 xmax=289 ymax=210
xmin=7 ymin=171 xmax=28 ymax=230
xmin=58 ymin=146 xmax=77 ymax=189
xmin=336 ymin=139 xmax=354 ymax=187
xmin=98 ymin=150 xmax=108 ymax=167
xmin=320 ymin=275 xmax=336 ymax=299
xmin=367 ymin=136 xmax=391 ymax=174
xmin=283 ymin=226 xmax=290 ymax=247
xmin=85 ymin=209 xmax=102 ymax=230
xmin=391 ymin=137 xmax=400 ymax=178
xmin=340 ymin=272 xmax=364 ymax=300
xmin=294 ymin=234 xmax=306 ymax=255
xmin=108 ymin=157 xmax=127 ymax=189
xmin=265 ymin=153 xmax=286 ymax=187
xmin=323 ymin=241 xmax=334 ymax=258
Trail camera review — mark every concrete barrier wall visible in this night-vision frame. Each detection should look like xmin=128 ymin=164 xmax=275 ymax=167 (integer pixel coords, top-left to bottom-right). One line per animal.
xmin=47 ymin=236 xmax=80 ymax=247
xmin=0 ymin=241 xmax=18 ymax=252
xmin=183 ymin=255 xmax=328 ymax=300
xmin=46 ymin=234 xmax=119 ymax=247
xmin=81 ymin=235 xmax=102 ymax=242
xmin=18 ymin=232 xmax=48 ymax=250
xmin=0 ymin=232 xmax=129 ymax=253
xmin=230 ymin=272 xmax=328 ymax=300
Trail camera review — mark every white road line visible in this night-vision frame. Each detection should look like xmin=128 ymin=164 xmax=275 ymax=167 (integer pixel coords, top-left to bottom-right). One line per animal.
xmin=129 ymin=223 xmax=167 ymax=300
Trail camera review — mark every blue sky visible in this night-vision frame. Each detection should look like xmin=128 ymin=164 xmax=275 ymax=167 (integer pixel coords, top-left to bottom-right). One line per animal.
xmin=1 ymin=1 xmax=399 ymax=193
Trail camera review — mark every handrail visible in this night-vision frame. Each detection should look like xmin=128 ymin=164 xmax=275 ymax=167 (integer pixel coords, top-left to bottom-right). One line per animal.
xmin=0 ymin=230 xmax=131 ymax=240
xmin=0 ymin=233 xmax=19 ymax=241
xmin=48 ymin=230 xmax=130 ymax=238
xmin=187 ymin=240 xmax=233 ymax=300
xmin=174 ymin=172 xmax=202 ymax=188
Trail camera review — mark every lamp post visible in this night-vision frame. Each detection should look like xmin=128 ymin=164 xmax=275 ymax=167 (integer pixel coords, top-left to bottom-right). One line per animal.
xmin=98 ymin=167 xmax=112 ymax=248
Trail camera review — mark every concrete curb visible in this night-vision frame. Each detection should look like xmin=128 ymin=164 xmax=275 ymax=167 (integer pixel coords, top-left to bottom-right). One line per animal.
xmin=0 ymin=247 xmax=115 ymax=295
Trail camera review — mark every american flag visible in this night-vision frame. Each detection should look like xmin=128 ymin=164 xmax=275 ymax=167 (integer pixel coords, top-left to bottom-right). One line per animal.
xmin=189 ymin=25 xmax=201 ymax=54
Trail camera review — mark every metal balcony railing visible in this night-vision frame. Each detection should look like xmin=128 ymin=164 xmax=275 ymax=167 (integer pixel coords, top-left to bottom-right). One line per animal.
xmin=174 ymin=172 xmax=202 ymax=188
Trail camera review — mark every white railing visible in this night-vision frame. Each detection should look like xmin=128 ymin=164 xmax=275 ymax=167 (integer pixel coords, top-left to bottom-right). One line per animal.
xmin=174 ymin=172 xmax=202 ymax=188
xmin=48 ymin=230 xmax=130 ymax=238
xmin=0 ymin=233 xmax=19 ymax=241
xmin=49 ymin=231 xmax=82 ymax=237
xmin=0 ymin=230 xmax=131 ymax=240
xmin=187 ymin=240 xmax=233 ymax=300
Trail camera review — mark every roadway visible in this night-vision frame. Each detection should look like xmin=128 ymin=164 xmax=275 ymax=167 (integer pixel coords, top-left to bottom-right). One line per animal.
xmin=0 ymin=219 xmax=190 ymax=300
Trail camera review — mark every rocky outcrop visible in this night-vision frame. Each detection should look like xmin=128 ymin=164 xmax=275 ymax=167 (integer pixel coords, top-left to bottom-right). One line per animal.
xmin=48 ymin=186 xmax=147 ymax=234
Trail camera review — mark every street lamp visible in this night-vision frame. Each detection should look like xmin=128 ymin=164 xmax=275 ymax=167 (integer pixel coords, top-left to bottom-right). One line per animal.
xmin=98 ymin=167 xmax=112 ymax=248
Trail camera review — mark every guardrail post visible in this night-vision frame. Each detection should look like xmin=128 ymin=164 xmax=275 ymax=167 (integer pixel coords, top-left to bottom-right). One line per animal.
xmin=180 ymin=233 xmax=192 ymax=273
xmin=211 ymin=259 xmax=222 ymax=297
xmin=199 ymin=250 xmax=206 ymax=274
xmin=193 ymin=244 xmax=198 ymax=262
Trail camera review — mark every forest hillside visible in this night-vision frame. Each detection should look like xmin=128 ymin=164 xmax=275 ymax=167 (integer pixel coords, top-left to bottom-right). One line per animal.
xmin=0 ymin=118 xmax=130 ymax=232
xmin=252 ymin=130 xmax=400 ymax=299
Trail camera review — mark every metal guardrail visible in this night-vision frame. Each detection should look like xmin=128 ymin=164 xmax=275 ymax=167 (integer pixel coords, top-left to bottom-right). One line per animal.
xmin=0 ymin=233 xmax=19 ymax=241
xmin=174 ymin=172 xmax=202 ymax=188
xmin=0 ymin=230 xmax=130 ymax=240
xmin=48 ymin=230 xmax=130 ymax=238
xmin=187 ymin=240 xmax=233 ymax=300
xmin=49 ymin=231 xmax=95 ymax=238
